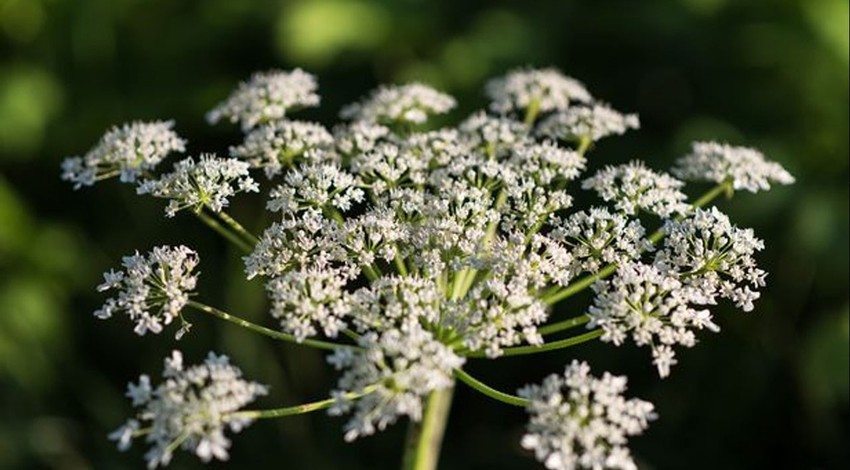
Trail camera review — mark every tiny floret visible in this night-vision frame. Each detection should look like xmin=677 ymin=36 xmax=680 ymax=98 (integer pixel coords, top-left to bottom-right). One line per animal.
xmin=672 ymin=141 xmax=795 ymax=193
xmin=61 ymin=121 xmax=186 ymax=189
xmin=94 ymin=245 xmax=199 ymax=338
xmin=486 ymin=67 xmax=593 ymax=115
xmin=110 ymin=350 xmax=268 ymax=468
xmin=137 ymin=154 xmax=259 ymax=217
xmin=340 ymin=83 xmax=456 ymax=126
xmin=207 ymin=69 xmax=320 ymax=131
xmin=519 ymin=360 xmax=656 ymax=470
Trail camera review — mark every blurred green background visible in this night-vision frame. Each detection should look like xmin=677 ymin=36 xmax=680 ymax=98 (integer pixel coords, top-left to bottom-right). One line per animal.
xmin=0 ymin=0 xmax=847 ymax=468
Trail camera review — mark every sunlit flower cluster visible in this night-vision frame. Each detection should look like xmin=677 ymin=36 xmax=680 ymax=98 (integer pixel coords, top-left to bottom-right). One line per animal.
xmin=69 ymin=66 xmax=793 ymax=469
xmin=61 ymin=120 xmax=186 ymax=188
xmin=519 ymin=361 xmax=656 ymax=470
xmin=94 ymin=245 xmax=199 ymax=338
xmin=110 ymin=351 xmax=268 ymax=468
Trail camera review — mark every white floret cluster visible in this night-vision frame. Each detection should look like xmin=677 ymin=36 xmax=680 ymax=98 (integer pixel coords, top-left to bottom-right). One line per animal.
xmin=61 ymin=120 xmax=186 ymax=188
xmin=583 ymin=160 xmax=690 ymax=217
xmin=70 ymin=67 xmax=794 ymax=469
xmin=340 ymin=83 xmax=457 ymax=125
xmin=137 ymin=154 xmax=259 ymax=217
xmin=110 ymin=350 xmax=268 ymax=468
xmin=94 ymin=245 xmax=199 ymax=338
xmin=206 ymin=69 xmax=320 ymax=131
xmin=673 ymin=141 xmax=795 ymax=193
xmin=519 ymin=360 xmax=656 ymax=470
xmin=486 ymin=67 xmax=593 ymax=115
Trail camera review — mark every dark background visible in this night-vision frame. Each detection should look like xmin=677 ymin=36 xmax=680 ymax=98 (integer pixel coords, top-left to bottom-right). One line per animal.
xmin=0 ymin=0 xmax=847 ymax=469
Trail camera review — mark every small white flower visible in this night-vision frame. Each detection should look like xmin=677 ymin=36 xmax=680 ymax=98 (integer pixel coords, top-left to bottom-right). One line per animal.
xmin=582 ymin=160 xmax=689 ymax=217
xmin=538 ymin=104 xmax=639 ymax=143
xmin=519 ymin=360 xmax=656 ymax=470
xmin=672 ymin=141 xmax=795 ymax=193
xmin=510 ymin=141 xmax=586 ymax=185
xmin=589 ymin=262 xmax=720 ymax=378
xmin=341 ymin=83 xmax=456 ymax=126
xmin=110 ymin=350 xmax=268 ymax=468
xmin=207 ymin=69 xmax=320 ymax=131
xmin=137 ymin=154 xmax=259 ymax=217
xmin=61 ymin=121 xmax=186 ymax=188
xmin=94 ymin=245 xmax=199 ymax=337
xmin=486 ymin=67 xmax=593 ymax=115
xmin=459 ymin=111 xmax=530 ymax=157
xmin=327 ymin=321 xmax=464 ymax=441
xmin=230 ymin=120 xmax=336 ymax=178
xmin=334 ymin=121 xmax=392 ymax=156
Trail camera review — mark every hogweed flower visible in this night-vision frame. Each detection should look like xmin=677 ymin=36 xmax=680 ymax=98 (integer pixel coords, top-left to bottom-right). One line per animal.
xmin=61 ymin=120 xmax=186 ymax=189
xmin=230 ymin=120 xmax=336 ymax=178
xmin=207 ymin=69 xmax=320 ymax=131
xmin=94 ymin=245 xmax=199 ymax=338
xmin=67 ymin=66 xmax=794 ymax=470
xmin=137 ymin=154 xmax=259 ymax=217
xmin=486 ymin=67 xmax=593 ymax=117
xmin=340 ymin=83 xmax=456 ymax=126
xmin=582 ymin=161 xmax=690 ymax=217
xmin=519 ymin=360 xmax=656 ymax=470
xmin=589 ymin=262 xmax=720 ymax=377
xmin=327 ymin=321 xmax=464 ymax=441
xmin=672 ymin=141 xmax=795 ymax=193
xmin=538 ymin=104 xmax=639 ymax=144
xmin=110 ymin=350 xmax=268 ymax=468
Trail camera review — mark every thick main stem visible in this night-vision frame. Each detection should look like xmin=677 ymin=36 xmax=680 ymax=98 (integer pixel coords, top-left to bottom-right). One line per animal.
xmin=401 ymin=386 xmax=454 ymax=470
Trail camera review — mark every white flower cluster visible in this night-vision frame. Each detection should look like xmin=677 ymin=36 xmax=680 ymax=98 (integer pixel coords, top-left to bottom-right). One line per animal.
xmin=70 ymin=67 xmax=794 ymax=468
xmin=340 ymin=83 xmax=456 ymax=125
xmin=328 ymin=321 xmax=464 ymax=441
xmin=110 ymin=350 xmax=268 ymax=468
xmin=61 ymin=120 xmax=186 ymax=188
xmin=538 ymin=104 xmax=639 ymax=143
xmin=657 ymin=207 xmax=766 ymax=312
xmin=206 ymin=69 xmax=320 ymax=131
xmin=486 ymin=67 xmax=593 ymax=115
xmin=583 ymin=161 xmax=690 ymax=217
xmin=589 ymin=262 xmax=720 ymax=377
xmin=137 ymin=154 xmax=259 ymax=217
xmin=519 ymin=361 xmax=656 ymax=470
xmin=672 ymin=141 xmax=795 ymax=193
xmin=230 ymin=120 xmax=335 ymax=178
xmin=94 ymin=245 xmax=198 ymax=338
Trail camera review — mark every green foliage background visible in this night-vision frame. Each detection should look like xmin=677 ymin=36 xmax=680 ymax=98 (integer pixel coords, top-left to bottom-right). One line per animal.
xmin=0 ymin=0 xmax=847 ymax=468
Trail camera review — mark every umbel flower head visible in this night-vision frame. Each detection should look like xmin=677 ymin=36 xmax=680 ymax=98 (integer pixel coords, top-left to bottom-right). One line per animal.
xmin=486 ymin=67 xmax=593 ymax=115
xmin=340 ymin=83 xmax=457 ymax=126
xmin=110 ymin=350 xmax=268 ymax=468
xmin=206 ymin=69 xmax=320 ymax=131
xmin=519 ymin=361 xmax=656 ymax=470
xmin=61 ymin=120 xmax=186 ymax=189
xmin=582 ymin=160 xmax=690 ymax=217
xmin=672 ymin=141 xmax=795 ymax=193
xmin=94 ymin=245 xmax=199 ymax=338
xmin=537 ymin=104 xmax=640 ymax=144
xmin=137 ymin=154 xmax=259 ymax=217
xmin=230 ymin=120 xmax=336 ymax=178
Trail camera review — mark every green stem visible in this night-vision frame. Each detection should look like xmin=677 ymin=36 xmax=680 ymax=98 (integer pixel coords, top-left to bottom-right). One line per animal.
xmin=401 ymin=386 xmax=455 ymax=470
xmin=187 ymin=300 xmax=352 ymax=351
xmin=216 ymin=210 xmax=259 ymax=244
xmin=453 ymin=369 xmax=529 ymax=407
xmin=538 ymin=314 xmax=590 ymax=335
xmin=464 ymin=329 xmax=603 ymax=358
xmin=523 ymin=98 xmax=541 ymax=127
xmin=235 ymin=389 xmax=372 ymax=420
xmin=195 ymin=211 xmax=253 ymax=253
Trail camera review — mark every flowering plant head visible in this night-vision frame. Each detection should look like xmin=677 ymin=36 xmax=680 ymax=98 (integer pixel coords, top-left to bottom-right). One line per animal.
xmin=65 ymin=66 xmax=793 ymax=469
